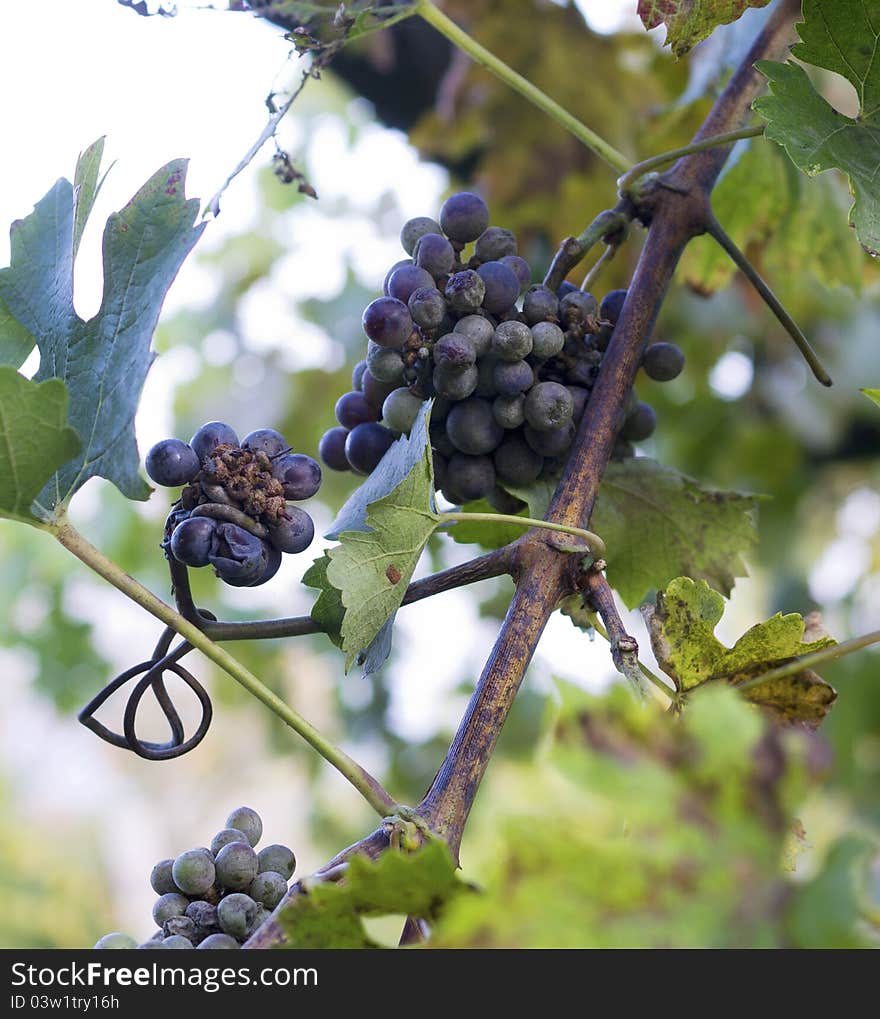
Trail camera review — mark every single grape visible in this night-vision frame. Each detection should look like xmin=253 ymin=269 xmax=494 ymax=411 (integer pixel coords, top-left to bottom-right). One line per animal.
xmin=492 ymin=320 xmax=533 ymax=362
xmin=248 ymin=871 xmax=288 ymax=910
xmin=524 ymin=421 xmax=575 ymax=456
xmin=408 ymin=286 xmax=447 ymax=331
xmin=345 ymin=422 xmax=395 ymax=474
xmin=94 ymin=933 xmax=137 ymax=950
xmin=197 ymin=933 xmax=240 ymax=950
xmin=190 ymin=422 xmax=239 ymax=463
xmin=432 ymin=397 xmax=452 ymax=423
xmin=272 ymin=453 xmax=321 ymax=501
xmin=150 ymin=859 xmax=181 ymax=896
xmin=500 ymin=254 xmax=531 ymax=293
xmin=335 ymin=390 xmax=378 ymax=430
xmin=446 ymin=397 xmax=504 ymax=456
xmin=430 ymin=424 xmax=456 ymax=459
xmin=186 ymin=900 xmax=220 ymax=932
xmin=241 ymin=428 xmax=288 ymax=458
xmin=444 ymin=453 xmax=496 ymax=502
xmin=556 ymin=280 xmax=578 ymax=299
xmin=413 ymin=232 xmax=455 ymax=279
xmin=366 ymin=342 xmax=405 ymax=384
xmin=433 ymin=363 xmax=478 ymax=401
xmin=267 ymin=507 xmax=314 ymax=555
xmin=559 ymin=290 xmax=598 ymax=329
xmin=439 ymin=191 xmax=489 ymax=242
xmin=487 ymin=485 xmax=527 ymax=514
xmin=434 ymin=332 xmax=476 ymax=372
xmin=209 ymin=524 xmax=269 ymax=587
xmin=170 ymin=516 xmax=217 ymax=569
xmin=642 ymin=342 xmax=685 ymax=382
xmin=361 ymin=368 xmax=401 ymax=411
xmin=474 ymin=226 xmax=517 ymax=262
xmin=363 ymin=297 xmax=413 ymax=349
xmin=383 ymin=258 xmax=412 ymax=296
xmin=600 ymin=289 xmax=627 ymax=325
xmin=387 ymin=264 xmax=436 ymax=304
xmin=257 ymin=844 xmax=297 ymax=881
xmin=400 ymin=216 xmax=442 ymax=256
xmin=145 ymin=439 xmax=200 ymax=488
xmin=351 ymin=359 xmax=367 ymax=391
xmin=161 ymin=935 xmax=193 ymax=949
xmin=211 ymin=829 xmax=250 ymax=856
xmin=477 ymin=261 xmax=520 ymax=315
xmin=432 ymin=450 xmax=448 ymax=492
xmin=382 ymin=387 xmax=425 ymax=433
xmin=318 ymin=427 xmax=350 ymax=472
xmin=621 ymin=401 xmax=657 ymax=441
xmin=172 ymin=849 xmax=216 ymax=896
xmin=445 ymin=269 xmax=486 ymax=314
xmin=524 ymin=382 xmax=574 ymax=432
xmin=453 ymin=315 xmax=494 ymax=357
xmin=493 ymin=394 xmax=526 ymax=430
xmin=530 ymin=321 xmax=565 ymax=359
xmin=567 ymin=385 xmax=589 ymax=423
xmin=494 ymin=434 xmax=543 ymax=486
xmin=164 ymin=915 xmax=199 ymax=940
xmin=215 ymin=842 xmax=259 ymax=891
xmin=217 ymin=893 xmax=258 ymax=941
xmin=226 ymin=806 xmax=263 ymax=846
xmin=493 ymin=360 xmax=534 ymax=396
xmin=523 ymin=285 xmax=559 ymax=325
xmin=153 ymin=893 xmax=190 ymax=927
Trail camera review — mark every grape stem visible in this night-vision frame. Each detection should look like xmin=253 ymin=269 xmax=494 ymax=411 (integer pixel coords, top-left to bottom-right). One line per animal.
xmin=580 ymin=242 xmax=618 ymax=293
xmin=616 ymin=124 xmax=765 ymax=198
xmin=416 ymin=0 xmax=630 ymax=174
xmin=734 ymin=629 xmax=880 ymax=694
xmin=50 ymin=517 xmax=397 ymax=818
xmin=543 ymin=206 xmax=631 ymax=293
xmin=705 ymin=215 xmax=832 ymax=387
xmin=436 ymin=511 xmax=605 ymax=557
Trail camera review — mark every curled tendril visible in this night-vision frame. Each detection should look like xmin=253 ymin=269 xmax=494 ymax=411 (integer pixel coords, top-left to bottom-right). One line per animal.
xmin=78 ymin=619 xmax=215 ymax=761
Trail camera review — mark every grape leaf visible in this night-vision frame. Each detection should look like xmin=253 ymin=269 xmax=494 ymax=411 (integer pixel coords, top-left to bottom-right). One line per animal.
xmin=302 ymin=554 xmax=344 ymax=648
xmin=277 ymin=839 xmax=462 ymax=949
xmin=863 ymin=388 xmax=880 ymax=410
xmin=637 ymin=0 xmax=771 ymax=58
xmin=253 ymin=0 xmax=416 ymax=45
xmin=643 ymin=577 xmax=837 ymax=727
xmin=753 ymin=0 xmax=880 ymax=255
xmin=72 ymin=137 xmax=111 ymax=259
xmin=0 ymin=368 xmax=81 ymax=525
xmin=0 ymin=158 xmax=205 ymax=515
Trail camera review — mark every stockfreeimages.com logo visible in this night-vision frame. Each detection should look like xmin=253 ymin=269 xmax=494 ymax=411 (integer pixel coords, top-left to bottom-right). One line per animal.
xmin=11 ymin=961 xmax=317 ymax=995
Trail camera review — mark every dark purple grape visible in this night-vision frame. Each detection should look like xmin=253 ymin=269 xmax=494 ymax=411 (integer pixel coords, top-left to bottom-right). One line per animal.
xmin=556 ymin=280 xmax=578 ymax=299
xmin=145 ymin=439 xmax=200 ymax=487
xmin=453 ymin=315 xmax=494 ymax=357
xmin=190 ymin=422 xmax=239 ymax=462
xmin=170 ymin=516 xmax=217 ymax=568
xmin=621 ymin=401 xmax=657 ymax=441
xmin=444 ymin=453 xmax=495 ymax=502
xmin=524 ymin=382 xmax=574 ymax=432
xmin=432 ymin=450 xmax=448 ymax=491
xmin=530 ymin=321 xmax=565 ymax=359
xmin=567 ymin=385 xmax=589 ymax=423
xmin=387 ymin=264 xmax=436 ymax=303
xmin=477 ymin=261 xmax=520 ymax=315
xmin=430 ymin=424 xmax=455 ymax=458
xmin=642 ymin=342 xmax=685 ymax=382
xmin=446 ymin=397 xmax=504 ymax=456
xmin=439 ymin=192 xmax=489 ymax=243
xmin=209 ymin=524 xmax=271 ymax=586
xmin=493 ymin=359 xmax=534 ymax=396
xmin=413 ymin=232 xmax=455 ymax=279
xmin=474 ymin=227 xmax=517 ymax=262
xmin=559 ymin=290 xmax=598 ymax=328
xmin=493 ymin=394 xmax=525 ymax=430
xmin=335 ymin=391 xmax=378 ymax=430
xmin=433 ymin=364 xmax=478 ymax=401
xmin=493 ymin=434 xmax=543 ymax=486
xmin=362 ymin=297 xmax=413 ymax=349
xmin=524 ymin=421 xmax=575 ymax=456
xmin=351 ymin=360 xmax=367 ymax=391
xmin=600 ymin=289 xmax=627 ymax=325
xmin=271 ymin=453 xmax=321 ymax=500
xmin=408 ymin=286 xmax=447 ymax=331
xmin=400 ymin=217 xmax=441 ymax=256
xmin=318 ymin=427 xmax=350 ymax=472
xmin=366 ymin=342 xmax=405 ymax=384
xmin=381 ymin=387 xmax=425 ymax=433
xmin=445 ymin=269 xmax=485 ymax=314
xmin=523 ymin=285 xmax=559 ymax=325
xmin=241 ymin=428 xmax=288 ymax=458
xmin=383 ymin=258 xmax=413 ymax=296
xmin=345 ymin=422 xmax=395 ymax=474
xmin=492 ymin=320 xmax=533 ymax=362
xmin=500 ymin=254 xmax=531 ymax=293
xmin=434 ymin=333 xmax=476 ymax=372
xmin=268 ymin=507 xmax=315 ymax=554
xmin=362 ymin=368 xmax=401 ymax=411
xmin=566 ymin=358 xmax=599 ymax=388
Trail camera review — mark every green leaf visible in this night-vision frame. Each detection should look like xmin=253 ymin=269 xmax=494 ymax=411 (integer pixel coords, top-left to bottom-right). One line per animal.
xmin=448 ymin=497 xmax=528 ymax=550
xmin=637 ymin=0 xmax=771 ymax=58
xmin=302 ymin=554 xmax=344 ymax=648
xmin=72 ymin=137 xmax=111 ymax=258
xmin=262 ymin=1 xmax=416 ymax=45
xmin=863 ymin=388 xmax=880 ymax=410
xmin=0 ymin=367 xmax=81 ymax=525
xmin=0 ymin=300 xmax=34 ymax=370
xmin=0 ymin=160 xmax=205 ymax=515
xmin=277 ymin=840 xmax=462 ymax=949
xmin=754 ymin=0 xmax=880 ymax=255
xmin=644 ymin=576 xmax=838 ymax=726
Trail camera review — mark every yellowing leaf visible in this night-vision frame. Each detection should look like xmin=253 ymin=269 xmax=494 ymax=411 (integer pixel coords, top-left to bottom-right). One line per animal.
xmin=638 ymin=0 xmax=771 ymax=58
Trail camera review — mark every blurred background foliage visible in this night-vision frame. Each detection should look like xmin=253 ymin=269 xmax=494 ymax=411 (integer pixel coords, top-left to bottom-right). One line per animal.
xmin=1 ymin=0 xmax=878 ymax=947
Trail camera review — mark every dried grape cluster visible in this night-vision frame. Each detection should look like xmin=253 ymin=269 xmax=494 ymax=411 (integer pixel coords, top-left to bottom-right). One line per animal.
xmin=145 ymin=422 xmax=322 ymax=587
xmin=94 ymin=807 xmax=295 ymax=949
xmin=319 ymin=192 xmax=684 ymax=505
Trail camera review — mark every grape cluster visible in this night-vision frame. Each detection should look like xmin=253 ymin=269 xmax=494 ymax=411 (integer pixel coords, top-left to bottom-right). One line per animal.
xmin=94 ymin=807 xmax=296 ymax=950
xmin=319 ymin=192 xmax=684 ymax=505
xmin=145 ymin=422 xmax=322 ymax=587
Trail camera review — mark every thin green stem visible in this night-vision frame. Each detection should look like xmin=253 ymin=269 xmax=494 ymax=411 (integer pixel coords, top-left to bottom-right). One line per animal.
xmin=437 ymin=511 xmax=605 ymax=557
xmin=736 ymin=629 xmax=880 ymax=694
xmin=544 ymin=206 xmax=631 ymax=292
xmin=416 ymin=0 xmax=630 ymax=174
xmin=617 ymin=124 xmax=765 ymax=197
xmin=51 ymin=518 xmax=396 ymax=817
